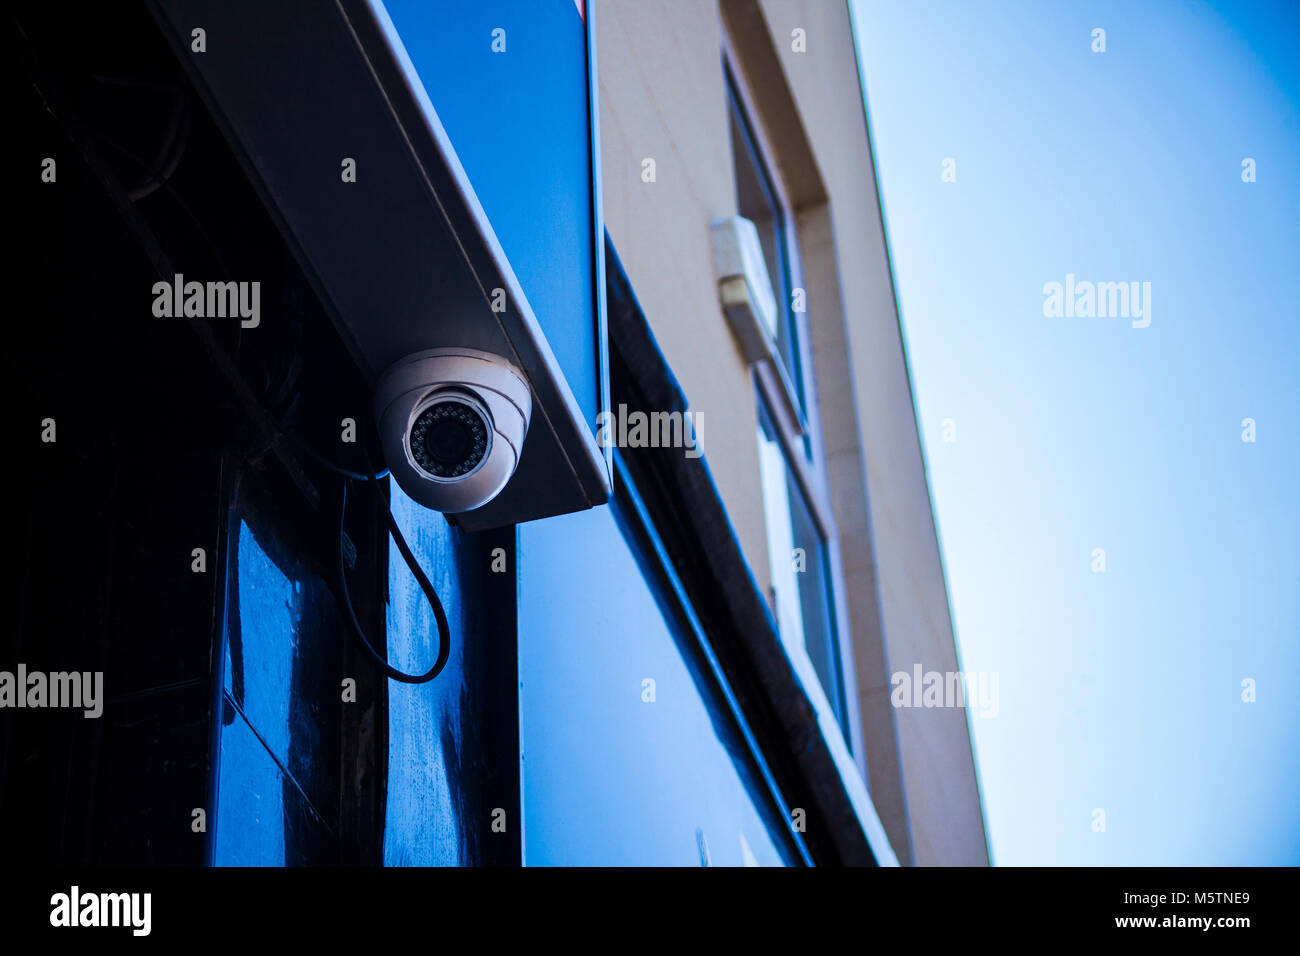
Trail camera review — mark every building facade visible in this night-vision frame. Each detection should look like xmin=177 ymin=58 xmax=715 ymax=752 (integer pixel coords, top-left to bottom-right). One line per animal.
xmin=4 ymin=0 xmax=985 ymax=866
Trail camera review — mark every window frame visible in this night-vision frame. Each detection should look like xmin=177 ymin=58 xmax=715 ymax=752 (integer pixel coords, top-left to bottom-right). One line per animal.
xmin=722 ymin=44 xmax=864 ymax=759
xmin=756 ymin=396 xmax=851 ymax=727
xmin=722 ymin=53 xmax=817 ymax=446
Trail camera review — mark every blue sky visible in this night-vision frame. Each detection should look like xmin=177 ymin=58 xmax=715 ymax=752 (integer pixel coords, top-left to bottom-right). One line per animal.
xmin=851 ymin=0 xmax=1300 ymax=865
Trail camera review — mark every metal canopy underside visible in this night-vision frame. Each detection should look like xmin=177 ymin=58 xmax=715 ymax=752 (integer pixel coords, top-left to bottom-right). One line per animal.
xmin=148 ymin=0 xmax=609 ymax=530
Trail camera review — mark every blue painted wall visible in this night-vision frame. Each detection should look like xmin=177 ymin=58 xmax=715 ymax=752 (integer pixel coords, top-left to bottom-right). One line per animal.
xmin=382 ymin=485 xmax=517 ymax=866
xmin=517 ymin=499 xmax=794 ymax=866
xmin=382 ymin=0 xmax=601 ymax=429
xmin=215 ymin=515 xmax=340 ymax=865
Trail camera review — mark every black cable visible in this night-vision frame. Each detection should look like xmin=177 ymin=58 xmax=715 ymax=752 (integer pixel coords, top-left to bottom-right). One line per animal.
xmin=89 ymin=75 xmax=191 ymax=201
xmin=337 ymin=473 xmax=450 ymax=684
xmin=262 ymin=397 xmax=432 ymax=684
xmin=280 ymin=425 xmax=389 ymax=482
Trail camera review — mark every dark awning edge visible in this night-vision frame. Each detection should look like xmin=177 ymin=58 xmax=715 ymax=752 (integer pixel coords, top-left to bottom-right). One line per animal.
xmin=605 ymin=236 xmax=883 ymax=867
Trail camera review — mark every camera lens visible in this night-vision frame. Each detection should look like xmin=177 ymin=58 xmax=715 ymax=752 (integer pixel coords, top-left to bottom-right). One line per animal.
xmin=408 ymin=397 xmax=490 ymax=479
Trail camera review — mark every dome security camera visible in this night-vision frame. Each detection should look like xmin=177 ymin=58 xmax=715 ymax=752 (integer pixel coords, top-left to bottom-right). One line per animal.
xmin=374 ymin=348 xmax=532 ymax=513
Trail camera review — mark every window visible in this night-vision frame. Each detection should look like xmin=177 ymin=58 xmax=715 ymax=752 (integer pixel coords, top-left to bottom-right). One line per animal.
xmin=726 ymin=63 xmax=807 ymax=424
xmin=758 ymin=401 xmax=848 ymax=728
xmin=725 ymin=53 xmax=856 ymax=742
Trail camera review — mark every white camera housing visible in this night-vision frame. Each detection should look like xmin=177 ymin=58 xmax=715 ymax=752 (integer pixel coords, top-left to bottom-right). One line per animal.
xmin=375 ymin=348 xmax=532 ymax=513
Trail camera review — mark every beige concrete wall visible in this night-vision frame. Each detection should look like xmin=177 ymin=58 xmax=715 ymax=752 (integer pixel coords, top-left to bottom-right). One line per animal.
xmin=596 ymin=0 xmax=988 ymax=866
xmin=596 ymin=0 xmax=774 ymax=602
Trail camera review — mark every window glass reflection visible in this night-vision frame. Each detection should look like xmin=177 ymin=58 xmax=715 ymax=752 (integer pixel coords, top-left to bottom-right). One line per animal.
xmin=757 ymin=403 xmax=846 ymax=727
